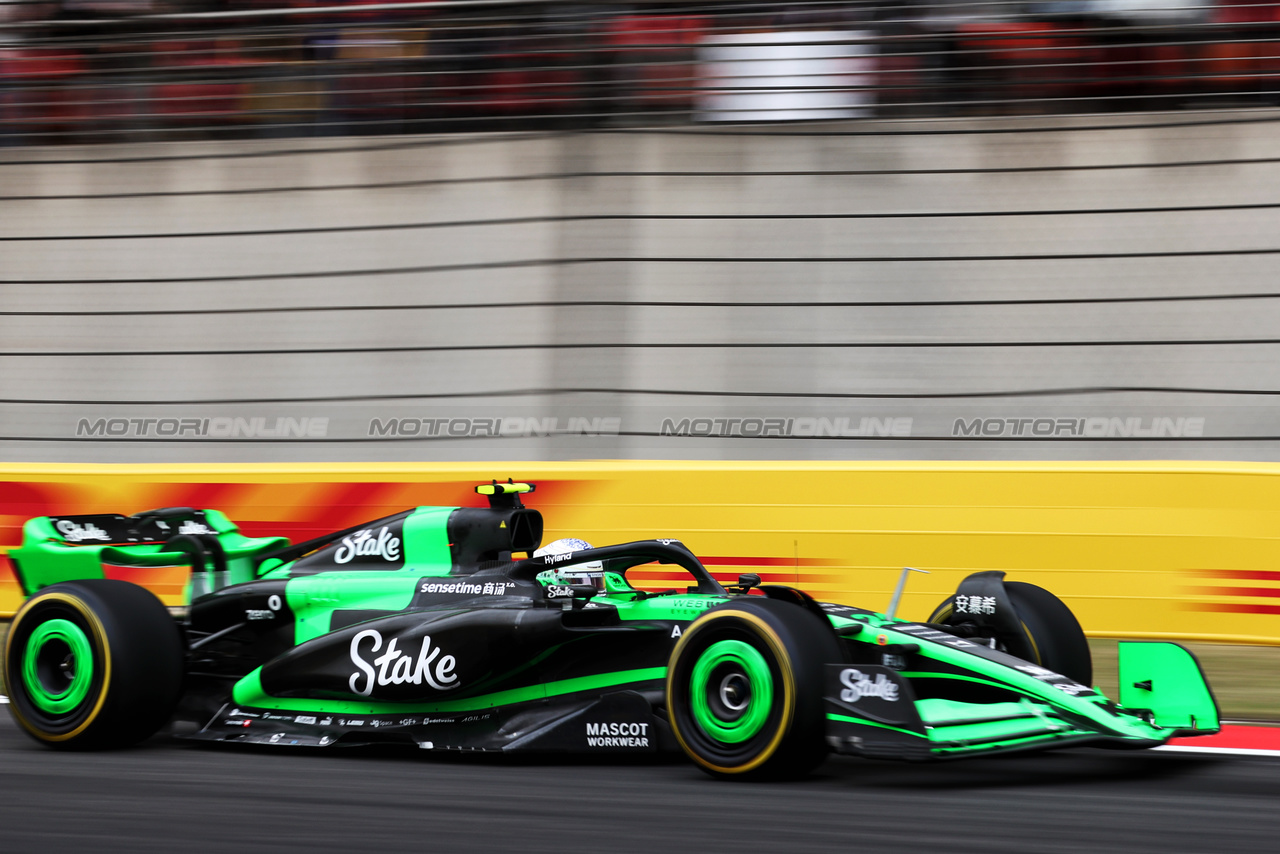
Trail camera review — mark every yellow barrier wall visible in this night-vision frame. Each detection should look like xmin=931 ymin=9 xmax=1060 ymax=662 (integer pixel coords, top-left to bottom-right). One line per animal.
xmin=3 ymin=461 xmax=1279 ymax=644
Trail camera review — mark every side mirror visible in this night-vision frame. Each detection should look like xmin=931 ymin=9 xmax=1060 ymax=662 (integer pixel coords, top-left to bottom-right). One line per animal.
xmin=734 ymin=573 xmax=761 ymax=594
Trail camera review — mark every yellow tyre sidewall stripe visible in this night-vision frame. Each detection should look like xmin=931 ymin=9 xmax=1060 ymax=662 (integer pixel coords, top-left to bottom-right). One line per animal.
xmin=4 ymin=592 xmax=113 ymax=743
xmin=668 ymin=609 xmax=797 ymax=776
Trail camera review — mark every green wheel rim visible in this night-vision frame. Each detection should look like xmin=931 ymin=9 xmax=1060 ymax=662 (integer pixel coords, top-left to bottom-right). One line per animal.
xmin=690 ymin=639 xmax=773 ymax=744
xmin=22 ymin=619 xmax=95 ymax=715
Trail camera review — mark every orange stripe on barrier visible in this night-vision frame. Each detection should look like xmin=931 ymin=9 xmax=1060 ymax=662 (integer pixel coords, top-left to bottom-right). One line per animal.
xmin=1199 ymin=570 xmax=1280 ymax=583
xmin=699 ymin=555 xmax=843 ymax=567
xmin=1186 ymin=603 xmax=1280 ymax=616
xmin=1186 ymin=587 xmax=1280 ymax=599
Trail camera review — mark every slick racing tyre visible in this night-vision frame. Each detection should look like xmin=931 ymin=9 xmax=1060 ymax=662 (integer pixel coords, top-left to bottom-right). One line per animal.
xmin=667 ymin=598 xmax=841 ymax=780
xmin=4 ymin=580 xmax=184 ymax=749
xmin=929 ymin=581 xmax=1092 ymax=686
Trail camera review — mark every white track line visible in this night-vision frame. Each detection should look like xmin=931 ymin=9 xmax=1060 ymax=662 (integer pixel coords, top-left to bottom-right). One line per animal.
xmin=1154 ymin=745 xmax=1280 ymax=757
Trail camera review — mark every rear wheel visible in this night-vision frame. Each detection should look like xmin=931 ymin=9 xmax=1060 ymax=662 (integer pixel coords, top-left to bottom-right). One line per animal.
xmin=667 ymin=598 xmax=841 ymax=780
xmin=929 ymin=580 xmax=1092 ymax=685
xmin=4 ymin=580 xmax=184 ymax=749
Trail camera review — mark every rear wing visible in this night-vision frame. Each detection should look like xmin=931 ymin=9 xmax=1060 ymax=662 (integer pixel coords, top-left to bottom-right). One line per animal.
xmin=7 ymin=508 xmax=287 ymax=601
xmin=37 ymin=508 xmax=217 ymax=546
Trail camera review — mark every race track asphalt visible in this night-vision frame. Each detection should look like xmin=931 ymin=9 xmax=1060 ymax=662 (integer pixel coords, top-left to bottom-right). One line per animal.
xmin=0 ymin=711 xmax=1276 ymax=854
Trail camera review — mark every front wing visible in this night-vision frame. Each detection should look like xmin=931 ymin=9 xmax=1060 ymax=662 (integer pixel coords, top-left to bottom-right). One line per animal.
xmin=822 ymin=648 xmax=1218 ymax=762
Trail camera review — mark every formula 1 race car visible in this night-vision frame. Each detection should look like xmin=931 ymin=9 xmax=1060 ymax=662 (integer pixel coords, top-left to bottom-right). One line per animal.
xmin=3 ymin=482 xmax=1221 ymax=779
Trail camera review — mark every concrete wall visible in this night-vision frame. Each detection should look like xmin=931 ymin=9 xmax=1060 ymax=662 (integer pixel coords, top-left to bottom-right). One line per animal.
xmin=4 ymin=111 xmax=1280 ymax=462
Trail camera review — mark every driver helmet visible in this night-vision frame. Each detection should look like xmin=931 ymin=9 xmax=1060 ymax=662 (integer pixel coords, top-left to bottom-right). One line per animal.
xmin=534 ymin=537 xmax=605 ymax=591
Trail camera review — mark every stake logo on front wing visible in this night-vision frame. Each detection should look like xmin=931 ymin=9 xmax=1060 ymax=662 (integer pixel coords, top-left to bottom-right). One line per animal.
xmin=349 ymin=630 xmax=459 ymax=697
xmin=839 ymin=669 xmax=900 ymax=703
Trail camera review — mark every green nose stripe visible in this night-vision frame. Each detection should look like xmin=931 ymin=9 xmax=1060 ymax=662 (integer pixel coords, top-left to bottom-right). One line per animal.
xmin=23 ymin=619 xmax=95 ymax=715
xmin=690 ymin=639 xmax=774 ymax=744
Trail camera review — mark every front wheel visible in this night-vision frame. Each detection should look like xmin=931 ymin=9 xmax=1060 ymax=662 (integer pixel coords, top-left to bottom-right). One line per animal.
xmin=666 ymin=598 xmax=841 ymax=780
xmin=4 ymin=580 xmax=184 ymax=749
xmin=929 ymin=580 xmax=1092 ymax=686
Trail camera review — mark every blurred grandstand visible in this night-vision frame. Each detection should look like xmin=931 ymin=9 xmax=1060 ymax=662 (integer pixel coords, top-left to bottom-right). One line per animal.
xmin=4 ymin=0 xmax=1280 ymax=142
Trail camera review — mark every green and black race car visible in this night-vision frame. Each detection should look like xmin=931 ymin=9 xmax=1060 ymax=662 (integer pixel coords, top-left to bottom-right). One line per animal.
xmin=3 ymin=481 xmax=1220 ymax=779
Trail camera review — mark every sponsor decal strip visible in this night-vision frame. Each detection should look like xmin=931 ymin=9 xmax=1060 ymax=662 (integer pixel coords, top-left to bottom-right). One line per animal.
xmin=585 ymin=721 xmax=650 ymax=748
xmin=54 ymin=520 xmax=111 ymax=542
xmin=232 ymin=666 xmax=668 ymax=715
xmin=348 ymin=629 xmax=459 ymax=696
xmin=839 ymin=668 xmax=901 ymax=702
xmin=335 ymin=527 xmax=401 ymax=564
xmin=895 ymin=671 xmax=1077 ymax=702
xmin=419 ymin=581 xmax=514 ymax=596
xmin=825 ymin=713 xmax=925 ymax=738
